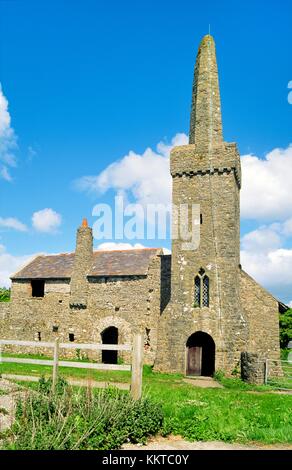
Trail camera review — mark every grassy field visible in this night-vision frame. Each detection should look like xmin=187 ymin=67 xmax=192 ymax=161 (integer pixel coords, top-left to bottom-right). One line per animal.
xmin=0 ymin=352 xmax=132 ymax=382
xmin=1 ymin=355 xmax=292 ymax=445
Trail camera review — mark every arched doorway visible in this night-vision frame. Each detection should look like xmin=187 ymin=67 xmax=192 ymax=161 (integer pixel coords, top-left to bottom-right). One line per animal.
xmin=101 ymin=326 xmax=118 ymax=364
xmin=186 ymin=331 xmax=215 ymax=376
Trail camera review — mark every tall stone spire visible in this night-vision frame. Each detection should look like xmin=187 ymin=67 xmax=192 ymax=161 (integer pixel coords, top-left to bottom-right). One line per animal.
xmin=189 ymin=35 xmax=223 ymax=149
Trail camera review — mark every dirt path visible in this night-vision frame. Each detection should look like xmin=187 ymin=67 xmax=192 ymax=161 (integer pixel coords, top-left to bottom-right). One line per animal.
xmin=183 ymin=377 xmax=223 ymax=388
xmin=122 ymin=435 xmax=292 ymax=451
xmin=1 ymin=373 xmax=130 ymax=390
xmin=0 ymin=379 xmax=29 ymax=432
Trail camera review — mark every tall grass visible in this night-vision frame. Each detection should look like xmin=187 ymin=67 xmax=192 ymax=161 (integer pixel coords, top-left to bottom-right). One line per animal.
xmin=2 ymin=377 xmax=163 ymax=450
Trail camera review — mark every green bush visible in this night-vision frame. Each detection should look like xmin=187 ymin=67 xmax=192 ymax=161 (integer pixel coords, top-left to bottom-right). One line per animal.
xmin=75 ymin=349 xmax=89 ymax=362
xmin=0 ymin=287 xmax=10 ymax=302
xmin=3 ymin=377 xmax=163 ymax=450
xmin=281 ymin=348 xmax=289 ymax=360
xmin=279 ymin=309 xmax=292 ymax=348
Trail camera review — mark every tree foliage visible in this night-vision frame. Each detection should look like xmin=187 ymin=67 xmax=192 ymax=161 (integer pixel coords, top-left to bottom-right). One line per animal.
xmin=279 ymin=309 xmax=292 ymax=348
xmin=0 ymin=287 xmax=10 ymax=302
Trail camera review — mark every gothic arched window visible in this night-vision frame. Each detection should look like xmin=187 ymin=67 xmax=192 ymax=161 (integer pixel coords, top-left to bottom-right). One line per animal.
xmin=194 ymin=268 xmax=209 ymax=308
xmin=194 ymin=276 xmax=201 ymax=306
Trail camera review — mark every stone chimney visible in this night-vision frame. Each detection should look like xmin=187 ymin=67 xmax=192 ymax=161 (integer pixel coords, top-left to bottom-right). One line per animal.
xmin=70 ymin=218 xmax=93 ymax=309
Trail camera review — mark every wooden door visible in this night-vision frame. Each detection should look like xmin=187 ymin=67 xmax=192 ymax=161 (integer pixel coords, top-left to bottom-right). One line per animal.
xmin=187 ymin=346 xmax=202 ymax=376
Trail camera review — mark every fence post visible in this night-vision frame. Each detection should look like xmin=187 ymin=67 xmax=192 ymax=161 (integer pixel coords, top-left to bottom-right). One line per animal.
xmin=52 ymin=337 xmax=60 ymax=391
xmin=131 ymin=333 xmax=143 ymax=400
xmin=264 ymin=359 xmax=268 ymax=385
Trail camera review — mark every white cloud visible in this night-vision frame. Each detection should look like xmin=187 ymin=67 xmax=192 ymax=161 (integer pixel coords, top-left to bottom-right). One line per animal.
xmin=77 ymin=137 xmax=292 ymax=225
xmin=32 ymin=208 xmax=62 ymax=233
xmin=0 ymin=217 xmax=28 ymax=232
xmin=0 ymin=84 xmax=18 ymax=181
xmin=27 ymin=145 xmax=38 ymax=162
xmin=0 ymin=166 xmax=12 ymax=182
xmin=241 ymin=225 xmax=282 ymax=253
xmin=0 ymin=245 xmax=36 ymax=287
xmin=241 ymin=223 xmax=292 ymax=298
xmin=97 ymin=242 xmax=146 ymax=251
xmin=97 ymin=242 xmax=171 ymax=254
xmin=75 ymin=133 xmax=188 ymax=207
xmin=241 ymin=145 xmax=292 ymax=221
xmin=241 ymin=246 xmax=292 ymax=290
xmin=75 ymin=137 xmax=292 ymax=300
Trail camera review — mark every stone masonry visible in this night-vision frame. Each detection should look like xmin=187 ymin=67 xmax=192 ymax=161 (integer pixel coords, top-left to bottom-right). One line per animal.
xmin=0 ymin=34 xmax=282 ymax=377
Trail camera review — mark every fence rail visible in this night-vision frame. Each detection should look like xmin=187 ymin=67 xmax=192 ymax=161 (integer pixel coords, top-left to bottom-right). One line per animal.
xmin=0 ymin=339 xmax=132 ymax=351
xmin=0 ymin=335 xmax=143 ymax=399
xmin=264 ymin=358 xmax=292 ymax=390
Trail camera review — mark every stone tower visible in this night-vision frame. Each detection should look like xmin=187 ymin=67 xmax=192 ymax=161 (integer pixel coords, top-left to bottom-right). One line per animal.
xmin=155 ymin=35 xmax=248 ymax=375
xmin=70 ymin=218 xmax=93 ymax=308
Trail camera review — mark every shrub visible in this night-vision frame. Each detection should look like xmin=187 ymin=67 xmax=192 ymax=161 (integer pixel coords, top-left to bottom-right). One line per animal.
xmin=0 ymin=288 xmax=10 ymax=302
xmin=3 ymin=378 xmax=163 ymax=450
xmin=213 ymin=369 xmax=225 ymax=381
xmin=279 ymin=309 xmax=292 ymax=349
xmin=75 ymin=349 xmax=89 ymax=362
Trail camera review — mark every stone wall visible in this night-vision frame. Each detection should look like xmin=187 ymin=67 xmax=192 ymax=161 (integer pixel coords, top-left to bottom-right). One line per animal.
xmin=154 ymin=142 xmax=248 ymax=376
xmin=0 ymin=302 xmax=10 ymax=321
xmin=1 ymin=253 xmax=164 ymax=365
xmin=240 ymin=270 xmax=280 ymax=360
xmin=45 ymin=280 xmax=70 ymax=294
xmin=241 ymin=352 xmax=265 ymax=385
xmin=0 ymin=303 xmax=11 ymax=344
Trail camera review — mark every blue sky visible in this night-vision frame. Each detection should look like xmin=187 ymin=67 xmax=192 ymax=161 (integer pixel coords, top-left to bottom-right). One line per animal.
xmin=0 ymin=0 xmax=292 ymax=302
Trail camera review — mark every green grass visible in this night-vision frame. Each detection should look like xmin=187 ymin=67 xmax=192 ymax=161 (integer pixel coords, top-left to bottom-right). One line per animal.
xmin=151 ymin=381 xmax=292 ymax=444
xmin=1 ymin=356 xmax=292 ymax=445
xmin=267 ymin=377 xmax=292 ymax=390
xmin=0 ymin=359 xmax=131 ymax=383
xmin=0 ymin=355 xmax=183 ymax=384
xmin=1 ymin=379 xmax=164 ymax=450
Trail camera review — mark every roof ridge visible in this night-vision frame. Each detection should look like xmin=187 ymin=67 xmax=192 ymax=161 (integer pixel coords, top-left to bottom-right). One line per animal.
xmin=43 ymin=252 xmax=73 ymax=257
xmin=93 ymin=248 xmax=160 ymax=254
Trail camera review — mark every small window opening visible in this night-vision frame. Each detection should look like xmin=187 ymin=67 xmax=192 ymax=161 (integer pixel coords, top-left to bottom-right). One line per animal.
xmin=52 ymin=325 xmax=58 ymax=333
xmin=115 ymin=306 xmax=120 ymax=312
xmin=31 ymin=280 xmax=45 ymax=297
xmin=69 ymin=333 xmax=75 ymax=342
xmin=37 ymin=332 xmax=41 ymax=341
xmin=200 ymin=214 xmax=203 ymax=225
xmin=145 ymin=328 xmax=151 ymax=347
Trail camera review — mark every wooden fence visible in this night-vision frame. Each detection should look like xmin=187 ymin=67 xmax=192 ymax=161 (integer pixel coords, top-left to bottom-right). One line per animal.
xmin=0 ymin=334 xmax=144 ymax=399
xmin=264 ymin=358 xmax=292 ymax=390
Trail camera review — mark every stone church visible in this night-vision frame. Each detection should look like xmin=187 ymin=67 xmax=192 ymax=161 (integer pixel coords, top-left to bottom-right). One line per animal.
xmin=0 ymin=35 xmax=282 ymax=376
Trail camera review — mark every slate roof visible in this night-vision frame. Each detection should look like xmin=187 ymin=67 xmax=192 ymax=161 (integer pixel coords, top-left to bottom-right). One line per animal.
xmin=11 ymin=248 xmax=161 ymax=280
